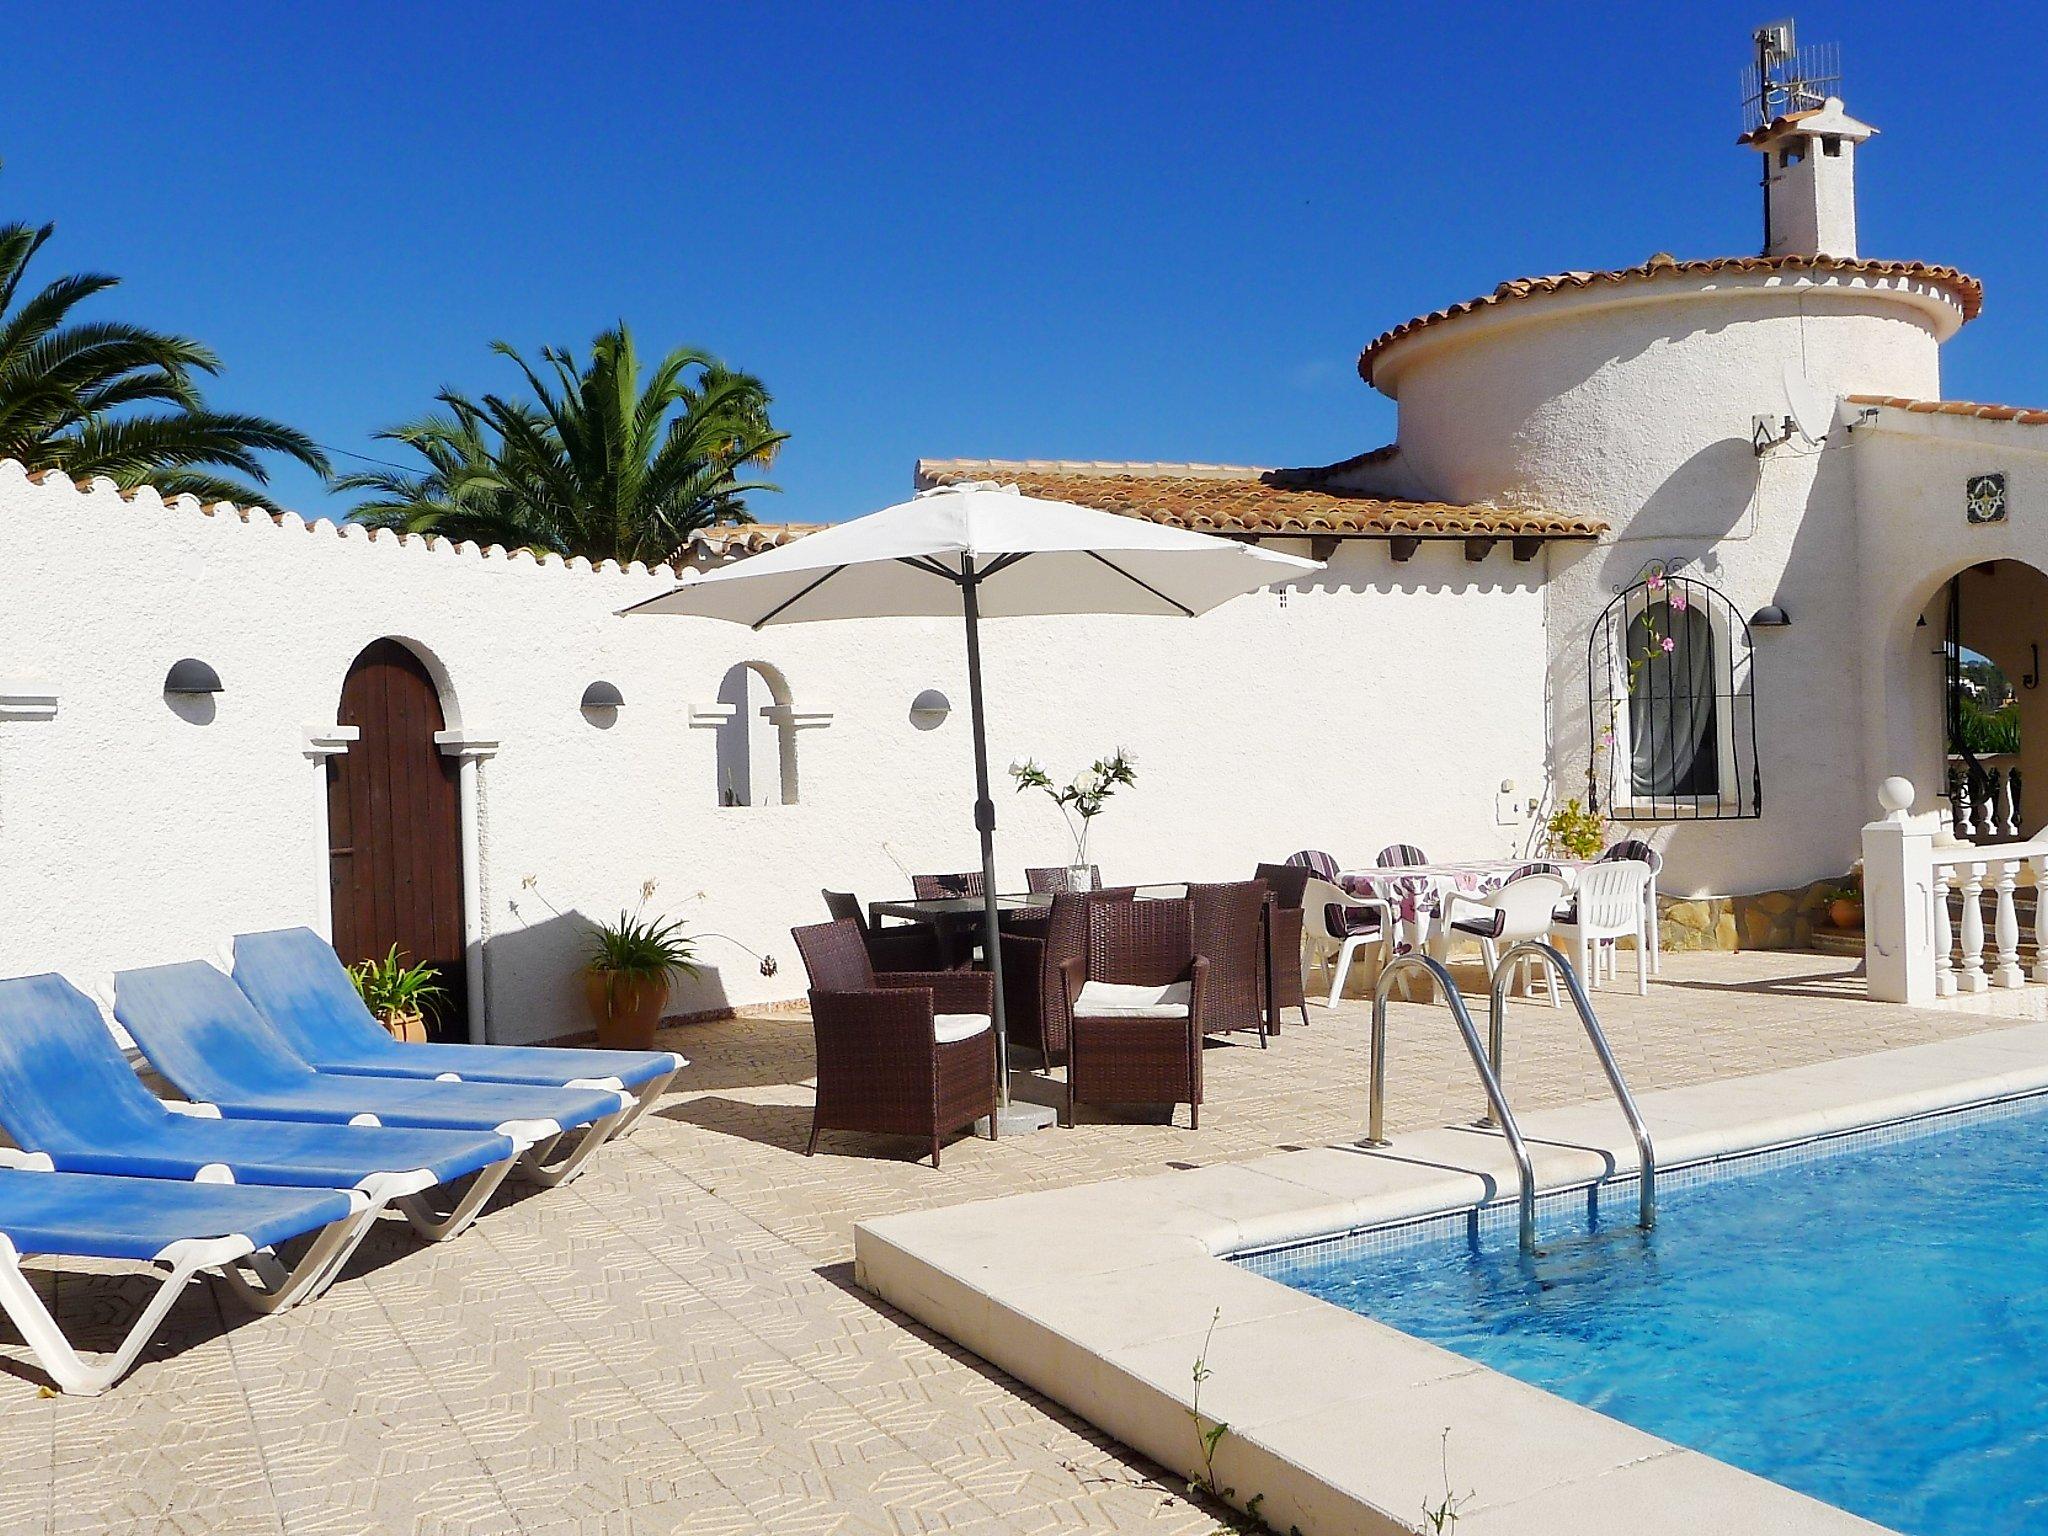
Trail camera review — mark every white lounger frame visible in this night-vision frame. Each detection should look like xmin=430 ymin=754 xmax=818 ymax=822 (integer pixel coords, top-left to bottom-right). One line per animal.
xmin=0 ymin=1178 xmax=373 ymax=1396
xmin=426 ymin=1058 xmax=683 ymax=1141
xmin=165 ymin=1100 xmax=526 ymax=1239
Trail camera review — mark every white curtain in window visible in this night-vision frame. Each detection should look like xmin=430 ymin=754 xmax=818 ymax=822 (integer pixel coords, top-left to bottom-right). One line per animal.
xmin=1627 ymin=603 xmax=1719 ymax=798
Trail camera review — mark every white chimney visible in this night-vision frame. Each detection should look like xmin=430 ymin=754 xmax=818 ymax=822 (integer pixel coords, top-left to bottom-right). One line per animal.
xmin=1745 ymin=96 xmax=1876 ymax=259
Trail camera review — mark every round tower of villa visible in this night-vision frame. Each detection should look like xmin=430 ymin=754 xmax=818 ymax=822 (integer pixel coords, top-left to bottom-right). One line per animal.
xmin=1361 ymin=249 xmax=1975 ymax=528
xmin=1345 ymin=83 xmax=1987 ymax=900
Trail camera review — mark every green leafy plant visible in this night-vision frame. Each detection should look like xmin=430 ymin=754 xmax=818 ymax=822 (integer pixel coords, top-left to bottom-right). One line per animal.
xmin=1420 ymin=1428 xmax=1472 ymax=1533
xmin=340 ymin=324 xmax=785 ymax=564
xmin=0 ymin=178 xmax=328 ymax=510
xmin=1183 ymin=1310 xmax=1304 ymax=1536
xmin=347 ymin=945 xmax=444 ymax=1030
xmin=1544 ymin=797 xmax=1607 ymax=860
xmin=587 ymin=880 xmax=699 ymax=979
xmin=1010 ymin=748 xmax=1138 ymax=868
xmin=1956 ymin=696 xmax=2021 ymax=756
xmin=1187 ymin=1309 xmax=1234 ymax=1505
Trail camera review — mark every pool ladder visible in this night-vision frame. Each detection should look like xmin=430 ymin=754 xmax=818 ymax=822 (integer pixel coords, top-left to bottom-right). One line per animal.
xmin=1366 ymin=943 xmax=1657 ymax=1254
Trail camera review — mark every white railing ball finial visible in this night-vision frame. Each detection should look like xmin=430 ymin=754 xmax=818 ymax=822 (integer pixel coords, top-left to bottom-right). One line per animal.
xmin=1879 ymin=776 xmax=1915 ymax=820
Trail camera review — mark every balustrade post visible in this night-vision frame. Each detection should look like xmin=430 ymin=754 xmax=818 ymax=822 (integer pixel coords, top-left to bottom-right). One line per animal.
xmin=2033 ymin=856 xmax=2048 ymax=988
xmin=1993 ymin=860 xmax=2025 ymax=988
xmin=1862 ymin=777 xmax=1941 ymax=1005
xmin=1956 ymin=861 xmax=1989 ymax=992
xmin=1933 ymin=863 xmax=1957 ymax=998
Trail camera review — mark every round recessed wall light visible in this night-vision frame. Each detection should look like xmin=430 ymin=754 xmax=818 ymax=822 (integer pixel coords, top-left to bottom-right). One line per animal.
xmin=581 ymin=681 xmax=625 ymax=709
xmin=908 ymin=688 xmax=951 ymax=729
xmin=1749 ymin=604 xmax=1792 ymax=629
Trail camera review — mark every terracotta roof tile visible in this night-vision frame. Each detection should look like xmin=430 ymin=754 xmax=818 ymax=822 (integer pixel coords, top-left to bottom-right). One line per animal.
xmin=1847 ymin=395 xmax=2048 ymax=426
xmin=914 ymin=459 xmax=1604 ymax=541
xmin=1359 ymin=255 xmax=1984 ymax=385
xmin=684 ymin=522 xmax=825 ymax=555
xmin=1736 ymin=107 xmax=1826 ymax=146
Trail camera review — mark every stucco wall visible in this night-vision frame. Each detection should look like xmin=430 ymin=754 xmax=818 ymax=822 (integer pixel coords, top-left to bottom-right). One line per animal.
xmin=1854 ymin=414 xmax=2048 ymax=824
xmin=0 ymin=467 xmax=1549 ymax=1043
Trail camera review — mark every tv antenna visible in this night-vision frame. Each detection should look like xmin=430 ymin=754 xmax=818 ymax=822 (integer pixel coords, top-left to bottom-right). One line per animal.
xmin=1740 ymin=20 xmax=1841 ymax=132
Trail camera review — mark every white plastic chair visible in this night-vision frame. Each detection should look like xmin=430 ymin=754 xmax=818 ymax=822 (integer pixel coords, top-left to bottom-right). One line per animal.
xmin=1598 ymin=841 xmax=1665 ymax=976
xmin=1432 ymin=873 xmax=1568 ymax=1005
xmin=1553 ymin=861 xmax=1651 ymax=995
xmin=1301 ymin=877 xmax=1392 ymax=1006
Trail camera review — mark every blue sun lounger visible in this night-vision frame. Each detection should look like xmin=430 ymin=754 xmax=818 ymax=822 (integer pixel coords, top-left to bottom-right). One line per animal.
xmin=0 ymin=1165 xmax=358 ymax=1395
xmin=113 ymin=962 xmax=633 ymax=1188
xmin=231 ymin=927 xmax=684 ymax=1134
xmin=0 ymin=973 xmax=521 ymax=1281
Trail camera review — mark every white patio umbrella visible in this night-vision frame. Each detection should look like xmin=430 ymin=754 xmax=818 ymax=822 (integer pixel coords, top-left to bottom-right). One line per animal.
xmin=624 ymin=482 xmax=1321 ymax=1130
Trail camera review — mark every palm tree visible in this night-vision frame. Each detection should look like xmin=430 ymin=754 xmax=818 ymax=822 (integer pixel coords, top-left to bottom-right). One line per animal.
xmin=0 ymin=218 xmax=328 ymax=509
xmin=342 ymin=325 xmax=786 ymax=564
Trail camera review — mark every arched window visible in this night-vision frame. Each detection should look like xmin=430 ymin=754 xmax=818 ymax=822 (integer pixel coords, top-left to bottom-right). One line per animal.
xmin=714 ymin=661 xmax=798 ymax=807
xmin=1588 ymin=573 xmax=1761 ymax=820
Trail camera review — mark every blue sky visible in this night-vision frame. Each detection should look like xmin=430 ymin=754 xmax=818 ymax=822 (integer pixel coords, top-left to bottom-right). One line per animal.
xmin=11 ymin=1 xmax=2045 ymax=523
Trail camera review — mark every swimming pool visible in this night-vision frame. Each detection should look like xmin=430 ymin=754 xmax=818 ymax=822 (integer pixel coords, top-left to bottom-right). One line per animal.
xmin=1242 ymin=1095 xmax=2048 ymax=1536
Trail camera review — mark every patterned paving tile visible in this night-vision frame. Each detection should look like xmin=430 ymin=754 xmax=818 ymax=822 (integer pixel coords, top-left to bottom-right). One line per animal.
xmin=0 ymin=952 xmax=2015 ymax=1533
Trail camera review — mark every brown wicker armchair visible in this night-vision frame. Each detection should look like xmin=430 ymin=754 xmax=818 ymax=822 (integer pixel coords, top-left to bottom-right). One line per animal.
xmin=791 ymin=919 xmax=998 ymax=1167
xmin=1185 ymin=880 xmax=1273 ymax=1047
xmin=1025 ymin=865 xmax=1101 ymax=894
xmin=999 ymin=886 xmax=1136 ymax=1065
xmin=911 ymin=871 xmax=985 ymax=900
xmin=1059 ymin=897 xmax=1206 ymax=1128
xmin=821 ymin=889 xmax=945 ymax=971
xmin=1253 ymin=862 xmax=1311 ymax=1029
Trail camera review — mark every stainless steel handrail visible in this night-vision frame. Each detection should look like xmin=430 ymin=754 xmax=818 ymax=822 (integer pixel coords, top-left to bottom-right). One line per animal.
xmin=1487 ymin=940 xmax=1656 ymax=1229
xmin=1367 ymin=953 xmax=1537 ymax=1252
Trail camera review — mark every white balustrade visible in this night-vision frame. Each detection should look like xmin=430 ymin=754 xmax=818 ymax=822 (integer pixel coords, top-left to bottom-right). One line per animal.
xmin=1956 ymin=862 xmax=1988 ymax=992
xmin=1933 ymin=863 xmax=1957 ymax=998
xmin=1993 ymin=860 xmax=2026 ymax=988
xmin=1863 ymin=775 xmax=2048 ymax=1005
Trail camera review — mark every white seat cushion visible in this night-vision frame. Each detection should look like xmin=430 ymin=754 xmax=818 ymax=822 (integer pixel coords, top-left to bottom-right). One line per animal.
xmin=1073 ymin=980 xmax=1191 ymax=1018
xmin=933 ymin=1012 xmax=993 ymax=1044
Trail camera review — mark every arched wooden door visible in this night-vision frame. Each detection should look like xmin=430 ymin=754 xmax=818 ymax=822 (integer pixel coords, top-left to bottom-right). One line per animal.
xmin=328 ymin=639 xmax=467 ymax=1037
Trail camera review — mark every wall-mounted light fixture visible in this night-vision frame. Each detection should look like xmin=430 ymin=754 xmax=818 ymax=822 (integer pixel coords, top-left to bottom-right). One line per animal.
xmin=163 ymin=658 xmax=223 ymax=694
xmin=1748 ymin=604 xmax=1792 ymax=629
xmin=908 ymin=688 xmax=951 ymax=730
xmin=580 ymin=681 xmax=625 ymax=710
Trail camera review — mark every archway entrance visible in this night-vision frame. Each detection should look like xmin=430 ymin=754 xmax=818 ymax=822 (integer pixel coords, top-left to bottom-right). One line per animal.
xmin=328 ymin=639 xmax=467 ymax=1037
xmin=1924 ymin=561 xmax=2048 ymax=842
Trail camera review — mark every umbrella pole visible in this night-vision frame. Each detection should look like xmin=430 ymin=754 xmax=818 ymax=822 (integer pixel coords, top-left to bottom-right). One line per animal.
xmin=960 ymin=562 xmax=1054 ymax=1135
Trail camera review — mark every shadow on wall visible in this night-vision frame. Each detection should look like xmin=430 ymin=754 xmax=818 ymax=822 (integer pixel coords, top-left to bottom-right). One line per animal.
xmin=480 ymin=906 xmax=737 ymax=1044
xmin=1627 ymin=435 xmax=1759 ymax=545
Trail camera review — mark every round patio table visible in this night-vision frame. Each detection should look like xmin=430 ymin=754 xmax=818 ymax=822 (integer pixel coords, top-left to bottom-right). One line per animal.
xmin=1338 ymin=859 xmax=1589 ymax=956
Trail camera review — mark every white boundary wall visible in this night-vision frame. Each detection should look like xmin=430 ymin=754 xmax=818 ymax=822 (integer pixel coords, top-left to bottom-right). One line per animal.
xmin=0 ymin=466 xmax=1548 ymax=1043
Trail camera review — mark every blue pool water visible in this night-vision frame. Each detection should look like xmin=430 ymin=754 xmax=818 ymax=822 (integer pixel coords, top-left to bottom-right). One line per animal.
xmin=1245 ymin=1099 xmax=2048 ymax=1536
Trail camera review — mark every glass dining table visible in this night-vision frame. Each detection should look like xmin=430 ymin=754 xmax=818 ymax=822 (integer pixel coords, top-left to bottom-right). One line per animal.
xmin=867 ymin=884 xmax=1187 ymax=969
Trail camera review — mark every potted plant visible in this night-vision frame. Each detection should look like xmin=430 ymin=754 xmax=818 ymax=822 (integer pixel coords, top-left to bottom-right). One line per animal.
xmin=1544 ymin=797 xmax=1607 ymax=861
xmin=584 ymin=883 xmax=699 ymax=1050
xmin=1009 ymin=748 xmax=1138 ymax=888
xmin=347 ymin=945 xmax=443 ymax=1043
xmin=1826 ymin=882 xmax=1864 ymax=932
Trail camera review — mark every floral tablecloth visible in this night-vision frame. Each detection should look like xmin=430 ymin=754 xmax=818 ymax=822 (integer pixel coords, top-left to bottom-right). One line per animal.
xmin=1339 ymin=860 xmax=1584 ymax=949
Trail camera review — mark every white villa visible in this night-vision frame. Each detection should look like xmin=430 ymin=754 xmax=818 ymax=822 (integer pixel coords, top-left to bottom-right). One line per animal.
xmin=0 ymin=74 xmax=2040 ymax=1043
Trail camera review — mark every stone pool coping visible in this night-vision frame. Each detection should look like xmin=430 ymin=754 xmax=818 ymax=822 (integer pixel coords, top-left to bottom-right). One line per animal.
xmin=854 ymin=1022 xmax=2048 ymax=1535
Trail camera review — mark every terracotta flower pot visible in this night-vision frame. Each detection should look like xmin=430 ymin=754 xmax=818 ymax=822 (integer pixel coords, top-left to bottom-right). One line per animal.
xmin=1829 ymin=898 xmax=1864 ymax=932
xmin=584 ymin=970 xmax=671 ymax=1051
xmin=377 ymin=1008 xmax=428 ymax=1044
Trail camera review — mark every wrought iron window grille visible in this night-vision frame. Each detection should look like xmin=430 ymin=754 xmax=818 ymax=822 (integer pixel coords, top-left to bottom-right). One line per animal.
xmin=1587 ymin=572 xmax=1763 ymax=822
